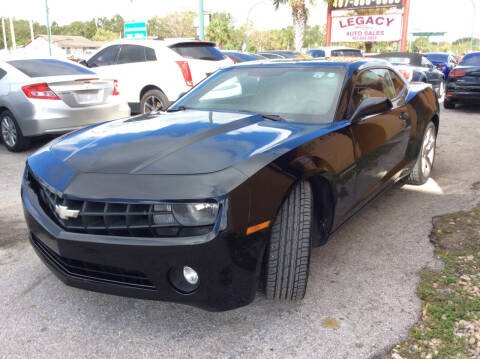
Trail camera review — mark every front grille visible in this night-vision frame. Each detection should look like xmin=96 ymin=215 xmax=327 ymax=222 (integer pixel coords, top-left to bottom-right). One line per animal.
xmin=32 ymin=236 xmax=156 ymax=290
xmin=28 ymin=173 xmax=213 ymax=238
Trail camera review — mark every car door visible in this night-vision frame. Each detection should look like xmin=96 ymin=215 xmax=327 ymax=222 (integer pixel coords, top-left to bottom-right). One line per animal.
xmin=349 ymin=68 xmax=411 ymax=206
xmin=113 ymin=44 xmax=156 ymax=103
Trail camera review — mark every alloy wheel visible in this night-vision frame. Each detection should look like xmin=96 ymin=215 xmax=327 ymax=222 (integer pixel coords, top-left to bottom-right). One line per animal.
xmin=143 ymin=96 xmax=164 ymax=113
xmin=1 ymin=115 xmax=17 ymax=148
xmin=421 ymin=126 xmax=436 ymax=178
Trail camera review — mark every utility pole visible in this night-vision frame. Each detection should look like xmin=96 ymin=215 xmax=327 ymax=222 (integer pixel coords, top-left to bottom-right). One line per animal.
xmin=45 ymin=0 xmax=52 ymax=56
xmin=198 ymin=0 xmax=204 ymax=40
xmin=1 ymin=18 xmax=7 ymax=50
xmin=9 ymin=17 xmax=16 ymax=51
xmin=29 ymin=20 xmax=34 ymax=41
xmin=470 ymin=0 xmax=477 ymax=52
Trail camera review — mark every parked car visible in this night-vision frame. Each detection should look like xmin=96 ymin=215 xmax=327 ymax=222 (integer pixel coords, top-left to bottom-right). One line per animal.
xmin=23 ymin=58 xmax=439 ymax=311
xmin=373 ymin=52 xmax=445 ymax=98
xmin=255 ymin=50 xmax=306 ymax=59
xmin=0 ymin=58 xmax=130 ymax=152
xmin=424 ymin=52 xmax=457 ymax=78
xmin=221 ymin=51 xmax=264 ymax=63
xmin=81 ymin=39 xmax=234 ymax=114
xmin=444 ymin=51 xmax=480 ymax=109
xmin=307 ymin=46 xmax=363 ymax=58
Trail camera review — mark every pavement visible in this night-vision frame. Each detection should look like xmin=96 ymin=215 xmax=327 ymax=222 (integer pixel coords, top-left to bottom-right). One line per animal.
xmin=1 ymin=105 xmax=479 ymax=359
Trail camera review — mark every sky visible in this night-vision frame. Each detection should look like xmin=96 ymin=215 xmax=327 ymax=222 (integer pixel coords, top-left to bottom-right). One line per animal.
xmin=2 ymin=0 xmax=478 ymax=42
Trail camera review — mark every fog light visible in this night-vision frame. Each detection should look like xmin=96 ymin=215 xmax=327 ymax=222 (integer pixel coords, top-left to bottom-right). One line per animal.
xmin=183 ymin=266 xmax=198 ymax=285
xmin=168 ymin=266 xmax=200 ymax=294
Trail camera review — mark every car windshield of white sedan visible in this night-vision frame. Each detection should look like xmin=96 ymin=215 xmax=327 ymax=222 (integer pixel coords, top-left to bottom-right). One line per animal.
xmin=178 ymin=66 xmax=346 ymax=123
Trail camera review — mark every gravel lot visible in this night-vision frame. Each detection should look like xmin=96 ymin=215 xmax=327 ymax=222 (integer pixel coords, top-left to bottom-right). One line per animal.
xmin=1 ymin=106 xmax=479 ymax=359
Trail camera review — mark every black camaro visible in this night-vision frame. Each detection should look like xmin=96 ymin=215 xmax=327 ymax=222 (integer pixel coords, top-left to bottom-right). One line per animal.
xmin=22 ymin=58 xmax=440 ymax=311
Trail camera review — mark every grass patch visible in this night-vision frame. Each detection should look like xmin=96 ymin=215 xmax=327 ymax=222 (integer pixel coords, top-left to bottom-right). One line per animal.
xmin=391 ymin=207 xmax=480 ymax=359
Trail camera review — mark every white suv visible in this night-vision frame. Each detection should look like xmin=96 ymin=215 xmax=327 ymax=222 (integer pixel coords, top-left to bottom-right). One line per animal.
xmin=81 ymin=39 xmax=233 ymax=113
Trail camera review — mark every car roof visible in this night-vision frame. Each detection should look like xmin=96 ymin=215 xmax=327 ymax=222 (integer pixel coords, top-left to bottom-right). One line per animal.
xmin=309 ymin=46 xmax=361 ymax=51
xmin=99 ymin=38 xmax=216 ymax=48
xmin=232 ymin=57 xmax=389 ymax=70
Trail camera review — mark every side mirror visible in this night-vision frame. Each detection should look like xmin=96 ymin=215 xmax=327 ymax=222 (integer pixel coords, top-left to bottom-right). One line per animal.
xmin=79 ymin=60 xmax=88 ymax=67
xmin=350 ymin=97 xmax=393 ymax=123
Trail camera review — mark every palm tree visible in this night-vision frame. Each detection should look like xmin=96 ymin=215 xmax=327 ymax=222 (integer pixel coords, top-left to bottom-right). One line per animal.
xmin=273 ymin=0 xmax=315 ymax=52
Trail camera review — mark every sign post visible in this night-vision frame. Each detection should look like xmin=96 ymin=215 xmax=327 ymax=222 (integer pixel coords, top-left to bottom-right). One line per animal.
xmin=124 ymin=22 xmax=147 ymax=39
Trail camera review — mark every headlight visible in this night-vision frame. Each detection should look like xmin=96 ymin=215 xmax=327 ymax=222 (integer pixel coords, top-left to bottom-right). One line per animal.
xmin=152 ymin=202 xmax=219 ymax=227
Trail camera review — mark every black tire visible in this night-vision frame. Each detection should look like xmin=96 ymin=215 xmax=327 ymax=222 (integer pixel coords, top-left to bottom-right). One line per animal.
xmin=406 ymin=122 xmax=437 ymax=185
xmin=443 ymin=99 xmax=455 ymax=109
xmin=265 ymin=181 xmax=313 ymax=301
xmin=140 ymin=89 xmax=169 ymax=114
xmin=0 ymin=110 xmax=30 ymax=152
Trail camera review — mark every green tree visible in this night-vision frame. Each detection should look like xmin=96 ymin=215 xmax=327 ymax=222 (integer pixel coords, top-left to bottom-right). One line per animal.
xmin=147 ymin=11 xmax=196 ymax=38
xmin=92 ymin=28 xmax=118 ymax=42
xmin=205 ymin=12 xmax=236 ymax=49
xmin=273 ymin=0 xmax=315 ymax=51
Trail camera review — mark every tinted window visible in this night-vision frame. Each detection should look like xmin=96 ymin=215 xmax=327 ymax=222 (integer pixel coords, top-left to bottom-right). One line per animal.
xmin=421 ymin=56 xmax=433 ymax=67
xmin=117 ymin=45 xmax=147 ymax=64
xmin=170 ymin=43 xmax=225 ymax=61
xmin=177 ymin=66 xmax=346 ymax=124
xmin=351 ymin=69 xmax=397 ymax=112
xmin=257 ymin=53 xmax=282 ymax=59
xmin=460 ymin=53 xmax=480 ymax=66
xmin=331 ymin=49 xmax=362 ymax=57
xmin=426 ymin=54 xmax=448 ymax=63
xmin=0 ymin=68 xmax=6 ymax=80
xmin=145 ymin=47 xmax=156 ymax=61
xmin=308 ymin=50 xmax=326 ymax=58
xmin=88 ymin=45 xmax=120 ymax=67
xmin=7 ymin=59 xmax=95 ymax=77
xmin=389 ymin=70 xmax=406 ymax=96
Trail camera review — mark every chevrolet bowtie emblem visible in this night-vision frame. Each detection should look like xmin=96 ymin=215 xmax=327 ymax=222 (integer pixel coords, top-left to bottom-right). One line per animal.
xmin=54 ymin=204 xmax=80 ymax=220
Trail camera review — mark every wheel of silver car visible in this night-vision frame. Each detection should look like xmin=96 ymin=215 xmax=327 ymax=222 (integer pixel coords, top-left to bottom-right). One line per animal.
xmin=140 ymin=89 xmax=169 ymax=114
xmin=406 ymin=121 xmax=437 ymax=185
xmin=0 ymin=110 xmax=30 ymax=152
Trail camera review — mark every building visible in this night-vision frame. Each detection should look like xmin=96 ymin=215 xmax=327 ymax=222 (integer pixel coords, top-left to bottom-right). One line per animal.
xmin=20 ymin=35 xmax=104 ymax=60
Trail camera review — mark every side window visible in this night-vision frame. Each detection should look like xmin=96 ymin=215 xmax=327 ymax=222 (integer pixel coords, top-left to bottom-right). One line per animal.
xmin=350 ymin=69 xmax=396 ymax=113
xmin=145 ymin=47 xmax=156 ymax=61
xmin=389 ymin=70 xmax=406 ymax=97
xmin=0 ymin=68 xmax=6 ymax=80
xmin=117 ymin=45 xmax=147 ymax=64
xmin=88 ymin=45 xmax=120 ymax=67
xmin=421 ymin=56 xmax=433 ymax=68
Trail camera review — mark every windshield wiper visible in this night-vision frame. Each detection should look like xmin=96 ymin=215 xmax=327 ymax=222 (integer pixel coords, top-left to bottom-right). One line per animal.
xmin=260 ymin=114 xmax=285 ymax=121
xmin=166 ymin=106 xmax=188 ymax=112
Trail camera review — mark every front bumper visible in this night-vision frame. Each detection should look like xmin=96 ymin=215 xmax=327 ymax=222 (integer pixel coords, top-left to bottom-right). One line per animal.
xmin=22 ymin=174 xmax=267 ymax=312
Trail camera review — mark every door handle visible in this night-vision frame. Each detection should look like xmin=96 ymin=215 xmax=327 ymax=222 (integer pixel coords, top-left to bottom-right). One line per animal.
xmin=399 ymin=112 xmax=409 ymax=127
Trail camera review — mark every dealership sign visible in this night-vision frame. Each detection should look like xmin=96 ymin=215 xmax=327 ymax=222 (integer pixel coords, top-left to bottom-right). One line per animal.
xmin=331 ymin=14 xmax=403 ymax=42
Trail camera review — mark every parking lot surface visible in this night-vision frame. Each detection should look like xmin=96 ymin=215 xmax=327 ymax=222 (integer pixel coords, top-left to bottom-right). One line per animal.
xmin=1 ymin=106 xmax=479 ymax=359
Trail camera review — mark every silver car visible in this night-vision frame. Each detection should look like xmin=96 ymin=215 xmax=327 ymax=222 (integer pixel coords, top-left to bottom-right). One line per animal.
xmin=0 ymin=58 xmax=131 ymax=151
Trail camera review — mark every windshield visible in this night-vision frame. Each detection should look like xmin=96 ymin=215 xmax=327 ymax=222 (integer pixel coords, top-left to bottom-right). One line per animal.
xmin=383 ymin=57 xmax=411 ymax=65
xmin=175 ymin=66 xmax=345 ymax=124
xmin=331 ymin=49 xmax=362 ymax=57
xmin=460 ymin=53 xmax=480 ymax=66
xmin=426 ymin=54 xmax=448 ymax=63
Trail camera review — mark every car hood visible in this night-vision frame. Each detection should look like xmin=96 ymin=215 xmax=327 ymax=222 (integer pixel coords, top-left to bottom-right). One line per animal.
xmin=43 ymin=110 xmax=333 ymax=176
